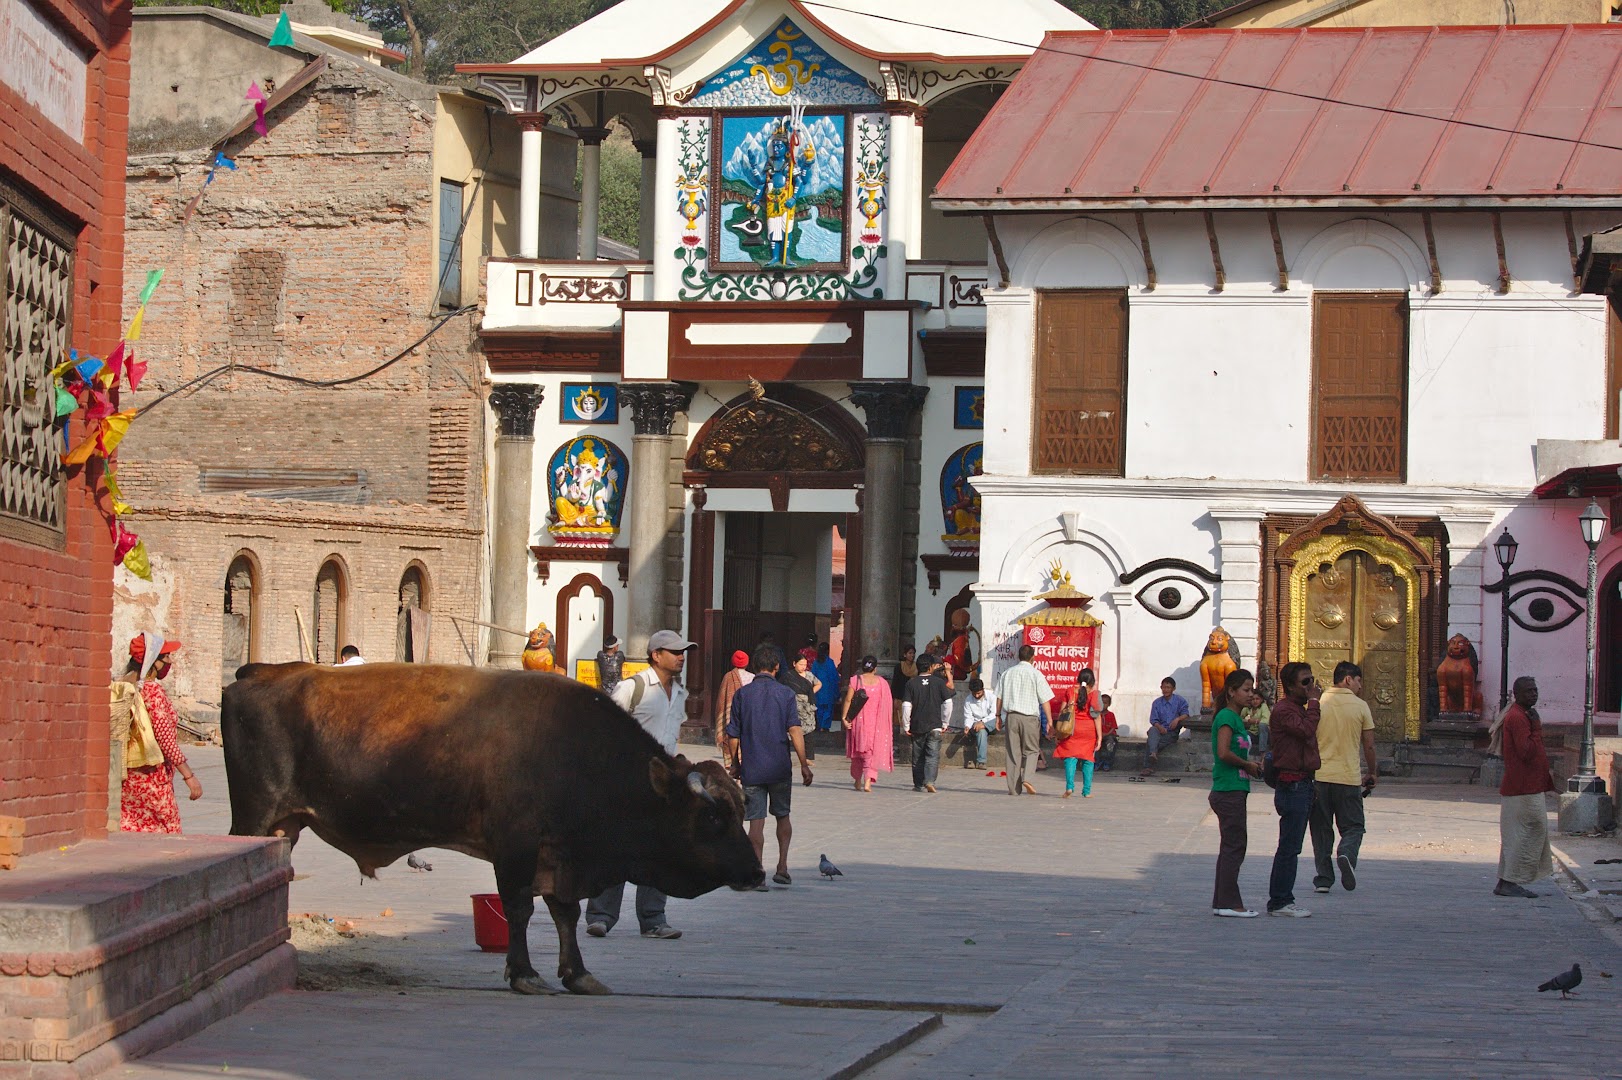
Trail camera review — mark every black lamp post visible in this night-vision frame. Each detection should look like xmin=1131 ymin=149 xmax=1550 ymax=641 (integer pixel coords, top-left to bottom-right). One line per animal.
xmin=1576 ymin=500 xmax=1607 ymax=787
xmin=1493 ymin=527 xmax=1518 ymax=713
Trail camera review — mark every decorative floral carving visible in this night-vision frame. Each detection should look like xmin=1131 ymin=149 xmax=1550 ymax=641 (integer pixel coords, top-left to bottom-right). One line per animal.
xmin=691 ymin=400 xmax=860 ymax=472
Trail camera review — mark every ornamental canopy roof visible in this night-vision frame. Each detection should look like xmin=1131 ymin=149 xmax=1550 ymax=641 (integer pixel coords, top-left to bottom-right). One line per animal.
xmin=459 ymin=0 xmax=1091 ymax=74
xmin=934 ymin=25 xmax=1622 ymax=210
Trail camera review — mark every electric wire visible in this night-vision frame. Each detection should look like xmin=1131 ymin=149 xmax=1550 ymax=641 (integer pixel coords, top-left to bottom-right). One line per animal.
xmin=800 ymin=0 xmax=1622 ymax=155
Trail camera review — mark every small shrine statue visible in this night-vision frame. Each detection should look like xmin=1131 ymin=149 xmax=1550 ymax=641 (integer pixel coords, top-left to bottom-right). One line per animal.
xmin=1200 ymin=627 xmax=1241 ymax=712
xmin=1435 ymin=633 xmax=1480 ymax=715
xmin=521 ymin=622 xmax=556 ymax=673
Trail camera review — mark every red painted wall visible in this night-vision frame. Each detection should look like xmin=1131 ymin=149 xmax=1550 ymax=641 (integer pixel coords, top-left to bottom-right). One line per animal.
xmin=0 ymin=0 xmax=130 ymax=863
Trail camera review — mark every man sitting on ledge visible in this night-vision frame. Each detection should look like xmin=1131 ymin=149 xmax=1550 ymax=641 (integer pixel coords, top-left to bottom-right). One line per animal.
xmin=1142 ymin=677 xmax=1191 ymax=775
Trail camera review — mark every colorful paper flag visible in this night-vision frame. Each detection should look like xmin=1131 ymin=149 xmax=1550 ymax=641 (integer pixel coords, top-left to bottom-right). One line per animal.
xmin=73 ymin=357 xmax=103 ymax=383
xmin=123 ymin=540 xmax=152 ymax=581
xmin=246 ymin=82 xmax=269 ymax=137
xmin=138 ymin=269 xmax=163 ymax=306
xmin=98 ymin=410 xmax=137 ymax=456
xmin=105 ymin=471 xmax=132 ymax=518
xmin=113 ymin=522 xmax=139 ymax=562
xmin=126 ymin=350 xmax=148 ymax=391
xmin=269 ymin=10 xmax=294 ymax=47
xmin=63 ymin=426 xmax=100 ymax=466
xmin=53 ymin=386 xmax=77 ymax=420
xmin=126 ymin=307 xmax=145 ymax=342
xmin=213 ymin=152 xmax=237 ymax=171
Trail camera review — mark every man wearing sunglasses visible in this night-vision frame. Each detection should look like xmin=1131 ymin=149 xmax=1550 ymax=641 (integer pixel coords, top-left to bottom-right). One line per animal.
xmin=1266 ymin=662 xmax=1322 ymax=917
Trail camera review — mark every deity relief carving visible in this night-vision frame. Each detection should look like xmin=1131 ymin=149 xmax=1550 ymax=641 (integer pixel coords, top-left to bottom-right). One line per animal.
xmin=1315 ymin=603 xmax=1346 ymax=629
xmin=691 ymin=400 xmax=860 ymax=473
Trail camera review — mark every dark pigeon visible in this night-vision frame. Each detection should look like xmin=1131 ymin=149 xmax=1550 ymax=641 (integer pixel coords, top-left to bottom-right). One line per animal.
xmin=406 ymin=852 xmax=433 ymax=872
xmin=819 ymin=854 xmax=842 ymax=880
xmin=1538 ymin=964 xmax=1582 ymax=998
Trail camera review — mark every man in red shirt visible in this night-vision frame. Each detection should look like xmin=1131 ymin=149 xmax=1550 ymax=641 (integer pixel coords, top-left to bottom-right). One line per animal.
xmin=1266 ymin=662 xmax=1321 ymax=918
xmin=1494 ymin=676 xmax=1557 ymax=898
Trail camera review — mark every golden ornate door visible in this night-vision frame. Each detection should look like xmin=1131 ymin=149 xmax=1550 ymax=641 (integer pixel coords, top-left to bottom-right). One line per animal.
xmin=1301 ymin=549 xmax=1408 ymax=741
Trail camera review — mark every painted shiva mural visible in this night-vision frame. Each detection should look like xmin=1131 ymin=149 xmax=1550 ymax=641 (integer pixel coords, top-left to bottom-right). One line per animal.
xmin=548 ymin=436 xmax=627 ymax=546
xmin=674 ymin=18 xmax=890 ymax=300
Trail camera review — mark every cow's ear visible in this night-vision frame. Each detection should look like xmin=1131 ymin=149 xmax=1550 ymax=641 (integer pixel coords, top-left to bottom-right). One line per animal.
xmin=648 ymin=758 xmax=675 ymax=797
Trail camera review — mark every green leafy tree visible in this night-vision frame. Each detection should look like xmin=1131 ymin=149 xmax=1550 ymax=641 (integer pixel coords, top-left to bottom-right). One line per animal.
xmin=1065 ymin=0 xmax=1231 ymax=28
xmin=596 ymin=126 xmax=643 ymax=250
xmin=354 ymin=0 xmax=621 ymax=82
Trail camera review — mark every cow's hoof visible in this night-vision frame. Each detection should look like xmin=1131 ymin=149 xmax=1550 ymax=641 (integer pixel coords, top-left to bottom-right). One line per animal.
xmin=507 ymin=973 xmax=558 ymax=995
xmin=564 ymin=973 xmax=611 ymax=996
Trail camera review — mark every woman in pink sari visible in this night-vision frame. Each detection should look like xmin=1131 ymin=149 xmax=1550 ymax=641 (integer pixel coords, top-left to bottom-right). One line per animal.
xmin=841 ymin=654 xmax=894 ymax=792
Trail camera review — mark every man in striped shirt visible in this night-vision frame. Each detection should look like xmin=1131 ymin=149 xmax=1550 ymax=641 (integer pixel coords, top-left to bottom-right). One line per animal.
xmin=995 ymin=644 xmax=1054 ymax=796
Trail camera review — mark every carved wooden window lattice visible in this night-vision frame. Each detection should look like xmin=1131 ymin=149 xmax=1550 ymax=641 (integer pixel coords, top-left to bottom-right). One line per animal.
xmin=1313 ymin=293 xmax=1407 ymax=483
xmin=0 ymin=184 xmax=72 ymax=546
xmin=689 ymin=399 xmax=861 ymax=473
xmin=1032 ymin=290 xmax=1127 ymax=477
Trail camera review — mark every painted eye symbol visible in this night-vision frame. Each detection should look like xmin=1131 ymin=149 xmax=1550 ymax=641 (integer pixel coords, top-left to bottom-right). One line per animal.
xmin=1134 ymin=575 xmax=1211 ymax=621
xmin=1507 ymin=585 xmax=1583 ymax=633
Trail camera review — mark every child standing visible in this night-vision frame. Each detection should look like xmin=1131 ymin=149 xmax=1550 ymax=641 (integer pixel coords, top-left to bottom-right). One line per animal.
xmin=1096 ymin=694 xmax=1120 ymax=771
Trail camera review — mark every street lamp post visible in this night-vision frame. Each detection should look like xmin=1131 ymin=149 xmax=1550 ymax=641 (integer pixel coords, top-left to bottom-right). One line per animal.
xmin=1560 ymin=499 xmax=1609 ymax=833
xmin=1493 ymin=528 xmax=1518 ymax=713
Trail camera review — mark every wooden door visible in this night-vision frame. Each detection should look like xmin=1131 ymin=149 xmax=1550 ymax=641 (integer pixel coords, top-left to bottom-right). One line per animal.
xmin=1302 ymin=549 xmax=1408 ymax=741
xmin=1313 ymin=293 xmax=1407 ymax=482
xmin=1033 ymin=290 xmax=1127 ymax=475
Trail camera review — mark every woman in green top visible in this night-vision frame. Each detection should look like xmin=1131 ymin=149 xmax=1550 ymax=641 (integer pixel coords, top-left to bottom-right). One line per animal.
xmin=1210 ymin=669 xmax=1266 ymax=918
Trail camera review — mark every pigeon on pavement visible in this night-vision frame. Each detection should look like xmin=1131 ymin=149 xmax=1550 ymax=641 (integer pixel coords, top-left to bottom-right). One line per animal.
xmin=1538 ymin=964 xmax=1582 ymax=998
xmin=406 ymin=852 xmax=433 ymax=872
xmin=819 ymin=854 xmax=842 ymax=880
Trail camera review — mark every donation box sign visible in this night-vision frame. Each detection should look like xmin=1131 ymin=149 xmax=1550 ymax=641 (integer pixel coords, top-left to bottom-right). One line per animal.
xmin=1021 ymin=622 xmax=1100 ymax=691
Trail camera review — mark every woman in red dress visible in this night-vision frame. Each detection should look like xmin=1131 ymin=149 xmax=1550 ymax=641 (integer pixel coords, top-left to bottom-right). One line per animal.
xmin=116 ymin=633 xmax=202 ymax=833
xmin=1052 ymin=668 xmax=1102 ymax=798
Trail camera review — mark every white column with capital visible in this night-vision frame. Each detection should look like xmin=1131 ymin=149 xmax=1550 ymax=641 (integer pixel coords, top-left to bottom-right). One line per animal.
xmin=1209 ymin=507 xmax=1266 ymax=669
xmin=577 ymin=127 xmax=607 ymax=260
xmin=634 ymin=138 xmax=657 ymax=259
xmin=652 ymin=113 xmax=681 ymax=300
xmin=1438 ymin=508 xmax=1497 ymax=646
xmin=517 ymin=115 xmax=545 ymax=259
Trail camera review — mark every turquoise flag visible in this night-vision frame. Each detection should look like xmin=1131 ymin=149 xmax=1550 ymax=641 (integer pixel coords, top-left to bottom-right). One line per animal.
xmin=269 ymin=10 xmax=294 ymax=46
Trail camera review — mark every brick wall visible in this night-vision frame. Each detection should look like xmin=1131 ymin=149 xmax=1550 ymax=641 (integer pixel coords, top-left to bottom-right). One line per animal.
xmin=0 ymin=0 xmax=132 ymax=862
xmin=115 ymin=50 xmax=488 ymax=722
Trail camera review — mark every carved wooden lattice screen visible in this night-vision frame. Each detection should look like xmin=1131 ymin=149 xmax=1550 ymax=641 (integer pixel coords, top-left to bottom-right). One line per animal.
xmin=1033 ymin=290 xmax=1127 ymax=476
xmin=1313 ymin=293 xmax=1407 ymax=482
xmin=0 ymin=185 xmax=72 ymax=545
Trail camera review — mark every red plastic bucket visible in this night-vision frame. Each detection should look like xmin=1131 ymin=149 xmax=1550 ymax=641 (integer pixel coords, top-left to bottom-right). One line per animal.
xmin=471 ymin=893 xmax=508 ymax=952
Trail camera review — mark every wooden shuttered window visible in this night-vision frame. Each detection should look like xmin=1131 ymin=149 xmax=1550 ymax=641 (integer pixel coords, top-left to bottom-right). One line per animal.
xmin=1312 ymin=292 xmax=1408 ymax=483
xmin=1033 ymin=290 xmax=1128 ymax=476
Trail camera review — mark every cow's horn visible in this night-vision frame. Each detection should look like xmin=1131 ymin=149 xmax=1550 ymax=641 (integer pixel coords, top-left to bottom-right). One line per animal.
xmin=686 ymin=770 xmax=713 ymax=801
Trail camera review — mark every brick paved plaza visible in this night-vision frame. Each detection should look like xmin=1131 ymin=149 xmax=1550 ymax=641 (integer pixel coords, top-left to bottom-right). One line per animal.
xmin=105 ymin=746 xmax=1622 ymax=1080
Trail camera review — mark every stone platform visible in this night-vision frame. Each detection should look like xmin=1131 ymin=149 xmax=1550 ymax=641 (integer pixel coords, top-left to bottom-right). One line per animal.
xmin=0 ymin=834 xmax=293 ymax=1078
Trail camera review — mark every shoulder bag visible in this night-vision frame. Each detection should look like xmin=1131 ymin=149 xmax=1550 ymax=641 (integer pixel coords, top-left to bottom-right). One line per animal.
xmin=1052 ymin=702 xmax=1076 ymax=741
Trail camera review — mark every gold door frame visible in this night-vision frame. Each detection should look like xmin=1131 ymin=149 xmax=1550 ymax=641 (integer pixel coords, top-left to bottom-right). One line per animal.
xmin=1287 ymin=532 xmax=1421 ymax=740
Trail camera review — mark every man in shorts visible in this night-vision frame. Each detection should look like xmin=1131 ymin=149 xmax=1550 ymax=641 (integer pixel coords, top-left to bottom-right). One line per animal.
xmin=725 ymin=647 xmax=814 ymax=887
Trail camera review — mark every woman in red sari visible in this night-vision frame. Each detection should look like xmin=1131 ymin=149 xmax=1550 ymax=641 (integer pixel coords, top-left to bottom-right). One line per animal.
xmin=1053 ymin=668 xmax=1102 ymax=798
xmin=841 ymin=654 xmax=894 ymax=792
xmin=115 ymin=633 xmax=202 ymax=833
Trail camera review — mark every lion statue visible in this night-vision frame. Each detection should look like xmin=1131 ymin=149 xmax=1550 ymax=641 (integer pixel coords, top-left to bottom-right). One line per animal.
xmin=1436 ymin=633 xmax=1479 ymax=715
xmin=521 ymin=622 xmax=556 ymax=673
xmin=1200 ymin=627 xmax=1241 ymax=712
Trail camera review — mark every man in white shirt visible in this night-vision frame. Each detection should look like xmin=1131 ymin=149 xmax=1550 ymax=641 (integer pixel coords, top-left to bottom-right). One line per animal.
xmin=961 ymin=678 xmax=998 ymax=771
xmin=337 ymin=645 xmax=366 ymax=666
xmin=586 ymin=629 xmax=693 ymax=940
xmin=995 ymin=644 xmax=1054 ymax=796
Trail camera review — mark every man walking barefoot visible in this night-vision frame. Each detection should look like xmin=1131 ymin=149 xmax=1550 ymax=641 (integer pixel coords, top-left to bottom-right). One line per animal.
xmin=726 ymin=648 xmax=814 ymax=888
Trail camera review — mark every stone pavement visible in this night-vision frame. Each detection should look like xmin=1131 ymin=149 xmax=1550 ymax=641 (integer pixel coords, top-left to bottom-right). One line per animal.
xmin=110 ymin=747 xmax=1622 ymax=1079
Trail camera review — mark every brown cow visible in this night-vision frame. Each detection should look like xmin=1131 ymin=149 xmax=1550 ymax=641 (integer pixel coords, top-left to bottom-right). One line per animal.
xmin=221 ymin=662 xmax=763 ymax=995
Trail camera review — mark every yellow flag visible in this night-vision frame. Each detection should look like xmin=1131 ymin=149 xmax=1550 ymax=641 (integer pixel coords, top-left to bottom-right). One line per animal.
xmin=123 ymin=540 xmax=152 ymax=581
xmin=126 ymin=307 xmax=145 ymax=342
xmin=98 ymin=409 xmax=137 ymax=455
xmin=63 ymin=426 xmax=100 ymax=466
xmin=105 ymin=471 xmax=132 ymax=517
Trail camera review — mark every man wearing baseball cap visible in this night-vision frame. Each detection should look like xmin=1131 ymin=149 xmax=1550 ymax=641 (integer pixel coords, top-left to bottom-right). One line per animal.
xmin=586 ymin=628 xmax=695 ymax=941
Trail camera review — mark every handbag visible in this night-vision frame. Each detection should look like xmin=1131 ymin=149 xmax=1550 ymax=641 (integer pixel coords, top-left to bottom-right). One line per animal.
xmin=845 ymin=685 xmax=869 ymax=723
xmin=1261 ymin=750 xmax=1280 ymax=789
xmin=1052 ymin=704 xmax=1076 ymax=741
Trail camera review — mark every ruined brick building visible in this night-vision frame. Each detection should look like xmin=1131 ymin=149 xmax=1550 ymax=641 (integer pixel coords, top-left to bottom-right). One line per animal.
xmin=118 ymin=3 xmax=575 ymax=722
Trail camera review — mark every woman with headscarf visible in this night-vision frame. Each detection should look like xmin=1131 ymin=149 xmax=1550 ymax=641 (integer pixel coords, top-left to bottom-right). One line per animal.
xmin=841 ymin=655 xmax=894 ymax=792
xmin=779 ymin=651 xmax=822 ymax=759
xmin=112 ymin=633 xmax=201 ymax=833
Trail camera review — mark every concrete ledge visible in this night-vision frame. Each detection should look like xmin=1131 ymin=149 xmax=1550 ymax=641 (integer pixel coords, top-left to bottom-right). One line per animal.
xmin=0 ymin=834 xmax=290 ymax=1072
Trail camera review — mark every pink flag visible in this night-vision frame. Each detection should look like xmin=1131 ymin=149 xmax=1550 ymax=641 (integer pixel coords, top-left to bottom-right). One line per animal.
xmin=113 ymin=522 xmax=139 ymax=563
xmin=126 ymin=349 xmax=148 ymax=391
xmin=247 ymin=81 xmax=269 ymax=137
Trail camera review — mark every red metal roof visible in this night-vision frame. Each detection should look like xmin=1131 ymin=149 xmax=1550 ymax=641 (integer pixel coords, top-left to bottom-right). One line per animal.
xmin=934 ymin=26 xmax=1622 ymax=209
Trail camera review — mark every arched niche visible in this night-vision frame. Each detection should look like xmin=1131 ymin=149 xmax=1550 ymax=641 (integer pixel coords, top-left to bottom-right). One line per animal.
xmin=1292 ymin=218 xmax=1429 ymax=292
xmin=312 ymin=555 xmax=351 ymax=664
xmin=397 ymin=563 xmax=430 ymax=663
xmin=222 ymin=550 xmax=261 ymax=688
xmin=1014 ymin=217 xmax=1149 ymax=291
xmin=556 ymin=572 xmax=614 ymax=679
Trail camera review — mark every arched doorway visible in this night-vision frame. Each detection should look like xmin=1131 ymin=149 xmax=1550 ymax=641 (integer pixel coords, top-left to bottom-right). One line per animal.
xmin=397 ymin=564 xmax=429 ymax=662
xmin=313 ymin=557 xmax=350 ymax=664
xmin=684 ymin=385 xmax=867 ymax=716
xmin=556 ymin=572 xmax=613 ymax=680
xmin=222 ymin=552 xmax=259 ymax=689
xmin=1599 ymin=563 xmax=1622 ymax=714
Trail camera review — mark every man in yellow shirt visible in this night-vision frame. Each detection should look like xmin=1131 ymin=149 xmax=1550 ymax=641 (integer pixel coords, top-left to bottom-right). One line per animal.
xmin=1310 ymin=661 xmax=1378 ymax=894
